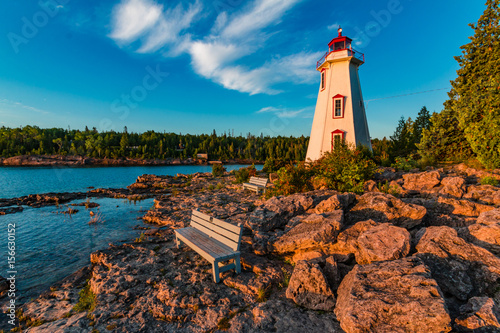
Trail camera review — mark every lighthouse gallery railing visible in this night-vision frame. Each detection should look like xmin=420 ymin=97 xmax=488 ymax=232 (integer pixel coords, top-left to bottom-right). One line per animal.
xmin=316 ymin=49 xmax=365 ymax=69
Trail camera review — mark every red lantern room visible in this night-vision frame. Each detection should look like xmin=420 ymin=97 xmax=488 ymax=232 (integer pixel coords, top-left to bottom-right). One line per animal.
xmin=328 ymin=27 xmax=352 ymax=52
xmin=316 ymin=27 xmax=365 ymax=69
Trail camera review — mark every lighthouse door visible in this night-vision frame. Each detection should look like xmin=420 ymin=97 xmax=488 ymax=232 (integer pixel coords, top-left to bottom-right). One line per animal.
xmin=331 ymin=132 xmax=343 ymax=150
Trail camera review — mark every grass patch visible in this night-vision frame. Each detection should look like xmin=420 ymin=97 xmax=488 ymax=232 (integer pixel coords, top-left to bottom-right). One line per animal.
xmin=279 ymin=267 xmax=292 ymax=288
xmin=480 ymin=176 xmax=499 ymax=186
xmin=72 ymin=280 xmax=96 ymax=313
xmin=256 ymin=286 xmax=269 ymax=303
xmin=134 ymin=233 xmax=145 ymax=243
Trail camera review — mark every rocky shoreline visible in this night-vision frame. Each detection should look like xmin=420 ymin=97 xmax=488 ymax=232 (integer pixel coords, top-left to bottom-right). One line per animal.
xmin=0 ymin=155 xmax=262 ymax=167
xmin=4 ymin=163 xmax=500 ymax=332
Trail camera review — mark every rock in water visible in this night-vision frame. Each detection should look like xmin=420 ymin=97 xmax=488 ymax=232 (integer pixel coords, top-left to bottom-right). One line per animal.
xmin=468 ymin=208 xmax=500 ymax=255
xmin=355 ymin=223 xmax=410 ymax=264
xmin=454 ymin=297 xmax=500 ymax=331
xmin=335 ymin=257 xmax=452 ymax=333
xmin=286 ymin=259 xmax=337 ymax=311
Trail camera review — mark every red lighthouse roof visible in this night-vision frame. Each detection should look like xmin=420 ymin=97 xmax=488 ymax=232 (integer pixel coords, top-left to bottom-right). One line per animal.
xmin=316 ymin=27 xmax=364 ymax=69
xmin=328 ymin=27 xmax=352 ymax=51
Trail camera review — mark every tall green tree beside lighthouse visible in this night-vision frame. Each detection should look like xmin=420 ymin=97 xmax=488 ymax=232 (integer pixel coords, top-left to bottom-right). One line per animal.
xmin=451 ymin=0 xmax=500 ymax=168
xmin=419 ymin=0 xmax=499 ymax=168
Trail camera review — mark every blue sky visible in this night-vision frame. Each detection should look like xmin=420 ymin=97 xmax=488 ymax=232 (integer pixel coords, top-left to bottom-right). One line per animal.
xmin=0 ymin=0 xmax=486 ymax=139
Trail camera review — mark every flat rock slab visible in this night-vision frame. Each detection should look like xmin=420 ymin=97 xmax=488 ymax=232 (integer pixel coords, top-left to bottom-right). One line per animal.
xmin=355 ymin=223 xmax=410 ymax=264
xmin=273 ymin=210 xmax=344 ymax=254
xmin=348 ymin=192 xmax=427 ymax=229
xmin=335 ymin=257 xmax=451 ymax=333
xmin=403 ymin=171 xmax=441 ymax=191
xmin=228 ymin=299 xmax=343 ymax=333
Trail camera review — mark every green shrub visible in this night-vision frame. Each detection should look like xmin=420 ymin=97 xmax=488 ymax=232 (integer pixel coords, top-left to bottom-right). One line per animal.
xmin=263 ymin=157 xmax=290 ymax=173
xmin=391 ymin=156 xmax=418 ymax=172
xmin=312 ymin=143 xmax=377 ymax=193
xmin=233 ymin=165 xmax=257 ymax=184
xmin=480 ymin=176 xmax=499 ymax=186
xmin=266 ymin=162 xmax=313 ymax=197
xmin=73 ymin=280 xmax=96 ymax=313
xmin=212 ymin=163 xmax=226 ymax=177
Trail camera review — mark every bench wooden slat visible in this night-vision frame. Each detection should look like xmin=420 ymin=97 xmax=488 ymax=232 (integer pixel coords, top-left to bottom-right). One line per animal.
xmin=191 ymin=215 xmax=240 ymax=245
xmin=193 ymin=210 xmax=241 ymax=234
xmin=175 ymin=228 xmax=236 ymax=261
xmin=190 ymin=220 xmax=234 ymax=250
xmin=249 ymin=176 xmax=268 ymax=185
xmin=192 ymin=209 xmax=211 ymax=221
xmin=190 ymin=219 xmax=239 ymax=251
xmin=182 ymin=228 xmax=232 ymax=258
xmin=211 ymin=216 xmax=241 ymax=234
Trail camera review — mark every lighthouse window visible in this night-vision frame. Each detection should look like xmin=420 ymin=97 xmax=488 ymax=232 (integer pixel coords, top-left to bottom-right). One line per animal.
xmin=321 ymin=71 xmax=326 ymax=90
xmin=334 ymin=99 xmax=342 ymax=117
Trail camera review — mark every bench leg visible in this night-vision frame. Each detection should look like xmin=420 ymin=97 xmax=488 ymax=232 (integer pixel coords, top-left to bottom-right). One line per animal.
xmin=212 ymin=261 xmax=220 ymax=283
xmin=175 ymin=237 xmax=183 ymax=249
xmin=235 ymin=255 xmax=241 ymax=274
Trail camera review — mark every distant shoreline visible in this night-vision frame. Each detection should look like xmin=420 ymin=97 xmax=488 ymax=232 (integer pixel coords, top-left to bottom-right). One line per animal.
xmin=0 ymin=155 xmax=263 ymax=168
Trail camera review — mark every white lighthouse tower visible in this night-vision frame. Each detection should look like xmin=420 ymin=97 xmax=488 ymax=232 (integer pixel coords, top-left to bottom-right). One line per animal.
xmin=306 ymin=28 xmax=371 ymax=162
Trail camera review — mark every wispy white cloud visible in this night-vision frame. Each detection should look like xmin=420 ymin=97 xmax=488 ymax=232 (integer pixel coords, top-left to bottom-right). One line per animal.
xmin=110 ymin=0 xmax=163 ymax=42
xmin=109 ymin=0 xmax=202 ymax=53
xmin=327 ymin=23 xmax=341 ymax=31
xmin=220 ymin=0 xmax=300 ymax=39
xmin=256 ymin=106 xmax=313 ymax=118
xmin=138 ymin=1 xmax=202 ymax=54
xmin=109 ymin=0 xmax=318 ymax=95
xmin=0 ymin=99 xmax=51 ymax=115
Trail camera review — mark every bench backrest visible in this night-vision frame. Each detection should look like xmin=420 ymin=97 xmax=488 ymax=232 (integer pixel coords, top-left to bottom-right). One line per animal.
xmin=190 ymin=210 xmax=243 ymax=251
xmin=249 ymin=176 xmax=268 ymax=187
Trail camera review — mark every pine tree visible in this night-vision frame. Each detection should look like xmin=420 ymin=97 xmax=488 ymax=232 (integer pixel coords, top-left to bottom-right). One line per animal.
xmin=390 ymin=116 xmax=413 ymax=158
xmin=452 ymin=0 xmax=500 ymax=168
xmin=412 ymin=106 xmax=431 ymax=146
xmin=417 ymin=98 xmax=473 ymax=162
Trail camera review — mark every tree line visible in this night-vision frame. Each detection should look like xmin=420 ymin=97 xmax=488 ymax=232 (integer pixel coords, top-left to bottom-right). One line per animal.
xmin=374 ymin=0 xmax=499 ymax=170
xmin=0 ymin=126 xmax=308 ymax=162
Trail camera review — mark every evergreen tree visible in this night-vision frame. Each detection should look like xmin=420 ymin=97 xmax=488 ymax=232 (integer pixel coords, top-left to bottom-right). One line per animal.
xmin=412 ymin=106 xmax=431 ymax=146
xmin=417 ymin=99 xmax=473 ymax=162
xmin=451 ymin=0 xmax=500 ymax=168
xmin=389 ymin=116 xmax=413 ymax=158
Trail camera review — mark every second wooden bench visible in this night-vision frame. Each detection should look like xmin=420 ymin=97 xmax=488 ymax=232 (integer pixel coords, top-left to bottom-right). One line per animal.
xmin=242 ymin=176 xmax=269 ymax=194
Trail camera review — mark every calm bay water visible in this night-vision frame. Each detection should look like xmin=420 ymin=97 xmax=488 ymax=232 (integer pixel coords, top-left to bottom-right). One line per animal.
xmin=0 ymin=164 xmax=259 ymax=305
xmin=0 ymin=164 xmax=257 ymax=199
xmin=1 ymin=197 xmax=153 ymax=303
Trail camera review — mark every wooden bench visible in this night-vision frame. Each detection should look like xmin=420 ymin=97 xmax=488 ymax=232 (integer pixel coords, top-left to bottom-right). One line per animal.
xmin=174 ymin=210 xmax=243 ymax=283
xmin=242 ymin=176 xmax=269 ymax=194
